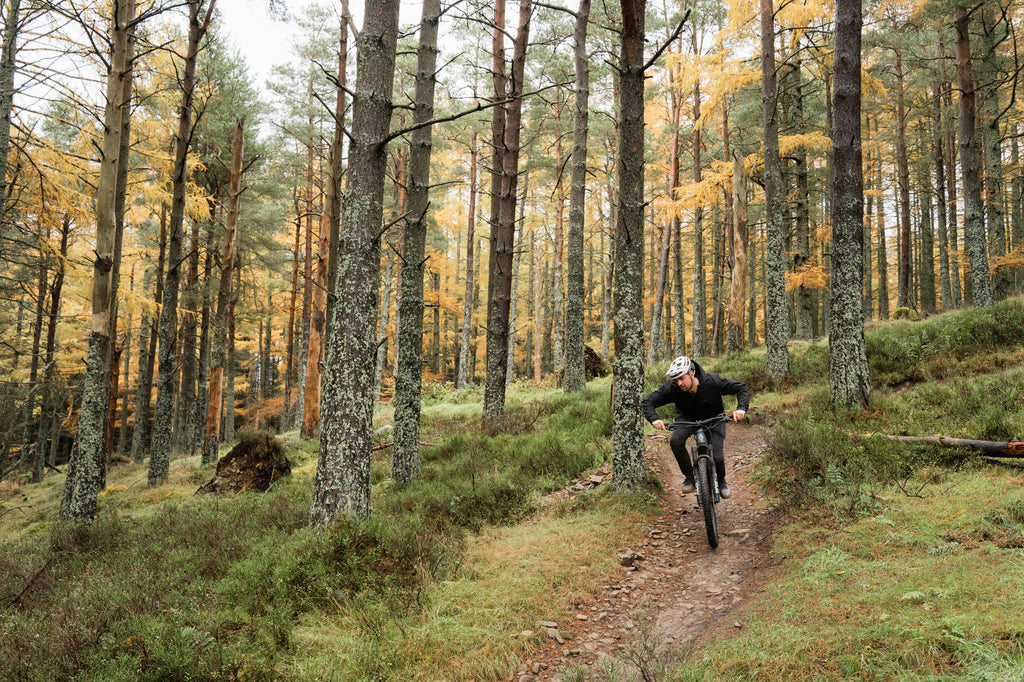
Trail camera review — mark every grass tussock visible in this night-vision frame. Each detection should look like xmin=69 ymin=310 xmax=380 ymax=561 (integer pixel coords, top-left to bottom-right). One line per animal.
xmin=0 ymin=383 xmax=653 ymax=681
xmin=670 ymin=469 xmax=1024 ymax=681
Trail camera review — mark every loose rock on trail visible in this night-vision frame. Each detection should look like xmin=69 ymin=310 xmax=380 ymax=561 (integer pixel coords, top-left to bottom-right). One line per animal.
xmin=514 ymin=423 xmax=782 ymax=681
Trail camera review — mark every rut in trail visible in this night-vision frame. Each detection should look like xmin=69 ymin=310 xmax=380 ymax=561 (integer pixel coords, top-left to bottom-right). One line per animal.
xmin=516 ymin=423 xmax=782 ymax=682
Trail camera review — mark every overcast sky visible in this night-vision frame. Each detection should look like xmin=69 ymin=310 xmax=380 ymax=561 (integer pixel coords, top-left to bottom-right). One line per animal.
xmin=215 ymin=0 xmax=434 ymax=92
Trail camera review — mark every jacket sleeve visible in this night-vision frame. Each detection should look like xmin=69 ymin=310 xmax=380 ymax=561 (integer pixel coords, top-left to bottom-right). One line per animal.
xmin=720 ymin=376 xmax=750 ymax=412
xmin=642 ymin=381 xmax=673 ymax=424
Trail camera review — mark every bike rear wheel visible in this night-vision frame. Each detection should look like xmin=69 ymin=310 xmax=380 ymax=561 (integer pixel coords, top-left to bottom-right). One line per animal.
xmin=696 ymin=456 xmax=719 ymax=548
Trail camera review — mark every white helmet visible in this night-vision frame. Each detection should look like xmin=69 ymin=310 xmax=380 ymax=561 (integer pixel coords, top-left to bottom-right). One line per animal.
xmin=665 ymin=355 xmax=693 ymax=380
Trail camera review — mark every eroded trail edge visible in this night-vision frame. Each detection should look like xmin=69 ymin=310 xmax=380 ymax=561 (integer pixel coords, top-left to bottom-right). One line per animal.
xmin=518 ymin=423 xmax=783 ymax=681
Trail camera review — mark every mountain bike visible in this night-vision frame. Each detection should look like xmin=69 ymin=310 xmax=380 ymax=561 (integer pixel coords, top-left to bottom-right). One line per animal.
xmin=669 ymin=414 xmax=734 ymax=549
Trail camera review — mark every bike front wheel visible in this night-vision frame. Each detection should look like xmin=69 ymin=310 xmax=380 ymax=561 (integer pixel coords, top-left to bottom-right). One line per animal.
xmin=696 ymin=456 xmax=719 ymax=548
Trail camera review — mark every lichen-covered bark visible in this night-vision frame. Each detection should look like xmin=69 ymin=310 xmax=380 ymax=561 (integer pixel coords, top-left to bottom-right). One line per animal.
xmin=791 ymin=54 xmax=814 ymax=338
xmin=933 ymin=89 xmax=952 ymax=310
xmin=647 ymin=222 xmax=670 ymax=364
xmin=325 ymin=6 xmax=349 ymax=346
xmin=59 ymin=0 xmax=132 ymax=521
xmin=562 ymin=0 xmax=590 ymax=393
xmin=150 ymin=0 xmax=214 ymax=486
xmin=981 ymin=7 xmax=1009 ymax=300
xmin=392 ymin=0 xmax=439 ymax=486
xmin=0 ymin=0 xmax=21 ymax=234
xmin=955 ymin=5 xmax=994 ymax=308
xmin=310 ymin=0 xmax=398 ymax=526
xmin=131 ymin=206 xmax=165 ymax=463
xmin=829 ymin=0 xmax=870 ymax=409
xmin=176 ymin=220 xmax=201 ymax=452
xmin=894 ymin=49 xmax=912 ymax=310
xmin=875 ymin=153 xmax=890 ymax=318
xmin=691 ymin=36 xmax=706 ymax=359
xmin=302 ymin=221 xmax=328 ymax=439
xmin=672 ymin=99 xmax=686 ymax=357
xmin=205 ymin=118 xmax=243 ymax=465
xmin=939 ymin=25 xmax=963 ymax=308
xmin=761 ymin=0 xmax=790 ymax=378
xmin=552 ymin=130 xmax=565 ymax=377
xmin=483 ymin=0 xmax=531 ymax=422
xmin=457 ymin=133 xmax=477 ymax=389
xmin=285 ymin=208 xmax=301 ymax=419
xmin=727 ymin=154 xmax=747 ymax=353
xmin=919 ymin=170 xmax=937 ymax=313
xmin=612 ymin=0 xmax=647 ymax=492
xmin=507 ymin=170 xmax=528 ymax=380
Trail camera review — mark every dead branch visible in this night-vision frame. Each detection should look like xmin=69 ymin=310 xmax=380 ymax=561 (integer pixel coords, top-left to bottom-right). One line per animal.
xmin=879 ymin=434 xmax=1024 ymax=457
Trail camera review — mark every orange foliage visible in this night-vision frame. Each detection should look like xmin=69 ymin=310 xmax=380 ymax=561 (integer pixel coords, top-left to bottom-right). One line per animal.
xmin=785 ymin=263 xmax=829 ymax=292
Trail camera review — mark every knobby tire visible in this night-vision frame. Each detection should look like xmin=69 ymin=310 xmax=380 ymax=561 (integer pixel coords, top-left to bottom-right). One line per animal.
xmin=697 ymin=456 xmax=718 ymax=548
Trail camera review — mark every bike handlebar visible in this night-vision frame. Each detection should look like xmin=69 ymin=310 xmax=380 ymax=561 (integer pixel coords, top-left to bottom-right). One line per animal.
xmin=668 ymin=413 xmax=734 ymax=430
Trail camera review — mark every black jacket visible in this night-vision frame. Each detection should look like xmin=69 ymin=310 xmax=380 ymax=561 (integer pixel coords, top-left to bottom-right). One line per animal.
xmin=642 ymin=360 xmax=750 ymax=424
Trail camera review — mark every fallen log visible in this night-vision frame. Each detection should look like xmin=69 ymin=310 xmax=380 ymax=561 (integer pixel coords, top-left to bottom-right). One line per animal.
xmin=880 ymin=435 xmax=1024 ymax=457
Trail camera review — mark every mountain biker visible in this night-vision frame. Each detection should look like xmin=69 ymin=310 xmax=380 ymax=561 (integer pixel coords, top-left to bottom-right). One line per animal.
xmin=642 ymin=355 xmax=750 ymax=499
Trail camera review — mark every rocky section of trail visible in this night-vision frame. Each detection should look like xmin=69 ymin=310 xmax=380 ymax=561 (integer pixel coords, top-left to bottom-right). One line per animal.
xmin=511 ymin=424 xmax=782 ymax=682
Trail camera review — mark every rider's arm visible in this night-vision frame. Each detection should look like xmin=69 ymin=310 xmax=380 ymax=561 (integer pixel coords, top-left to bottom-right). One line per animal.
xmin=721 ymin=376 xmax=750 ymax=414
xmin=641 ymin=380 xmax=674 ymax=426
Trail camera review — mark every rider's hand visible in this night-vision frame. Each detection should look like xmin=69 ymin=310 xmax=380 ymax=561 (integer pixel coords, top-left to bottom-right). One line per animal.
xmin=733 ymin=410 xmax=746 ymax=422
xmin=652 ymin=419 xmax=666 ymax=430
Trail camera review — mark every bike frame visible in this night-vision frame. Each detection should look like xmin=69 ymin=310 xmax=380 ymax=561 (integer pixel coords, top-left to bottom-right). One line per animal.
xmin=670 ymin=414 xmax=733 ymax=549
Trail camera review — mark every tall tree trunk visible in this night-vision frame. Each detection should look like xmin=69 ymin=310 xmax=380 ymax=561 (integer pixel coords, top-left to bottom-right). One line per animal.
xmin=19 ymin=220 xmax=48 ymax=471
xmin=0 ymin=0 xmax=22 ymax=233
xmin=485 ymin=0 xmax=507 ymax=386
xmin=1012 ymin=130 xmax=1024 ymax=293
xmin=940 ymin=23 xmax=963 ymax=308
xmin=507 ymin=170 xmax=528 ymax=380
xmin=310 ymin=0 xmax=399 ymax=526
xmin=393 ymin=0 xmax=440 ymax=485
xmin=224 ymin=262 xmax=238 ymax=443
xmin=563 ymin=0 xmax=591 ymax=392
xmin=792 ymin=52 xmax=813 ymax=338
xmin=483 ymin=0 xmax=531 ymax=422
xmin=552 ymin=121 xmax=565 ymax=376
xmin=457 ymin=132 xmax=477 ymax=389
xmin=728 ymin=153 xmax=747 ymax=353
xmin=612 ymin=0 xmax=647 ymax=492
xmin=918 ymin=145 xmax=937 ymax=314
xmin=302 ymin=217 xmax=328 ymax=438
xmin=982 ymin=7 xmax=1009 ymax=299
xmin=192 ymin=227 xmax=213 ymax=455
xmin=285 ymin=204 xmax=300 ymax=419
xmin=533 ymin=229 xmax=543 ymax=378
xmin=895 ymin=47 xmax=913 ymax=310
xmin=761 ymin=0 xmax=789 ymax=377
xmin=325 ymin=4 xmax=349 ymax=345
xmin=34 ymin=215 xmax=69 ymax=482
xmin=934 ymin=80 xmax=952 ymax=309
xmin=204 ymin=119 xmax=243 ymax=465
xmin=830 ymin=0 xmax=869 ymax=408
xmin=149 ymin=0 xmax=215 ymax=486
xmin=296 ymin=108 xmax=316 ymax=429
xmin=176 ymin=220 xmax=200 ymax=451
xmin=131 ymin=204 xmax=166 ymax=463
xmin=647 ymin=222 xmax=671 ymax=365
xmin=671 ymin=97 xmax=685 ymax=356
xmin=60 ymin=0 xmax=135 ymax=520
xmin=955 ymin=5 xmax=994 ymax=307
xmin=863 ymin=119 xmax=874 ymax=318
xmin=691 ymin=39 xmax=706 ymax=358
xmin=876 ymin=154 xmax=890 ymax=318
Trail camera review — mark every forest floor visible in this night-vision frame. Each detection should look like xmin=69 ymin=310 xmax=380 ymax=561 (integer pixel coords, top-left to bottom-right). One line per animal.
xmin=515 ymin=423 xmax=784 ymax=681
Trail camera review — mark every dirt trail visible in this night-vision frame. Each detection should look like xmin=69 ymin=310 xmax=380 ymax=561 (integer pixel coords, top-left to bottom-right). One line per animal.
xmin=514 ymin=423 xmax=783 ymax=681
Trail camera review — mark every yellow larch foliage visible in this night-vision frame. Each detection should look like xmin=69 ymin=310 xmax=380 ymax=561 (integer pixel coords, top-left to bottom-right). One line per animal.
xmin=785 ymin=263 xmax=829 ymax=292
